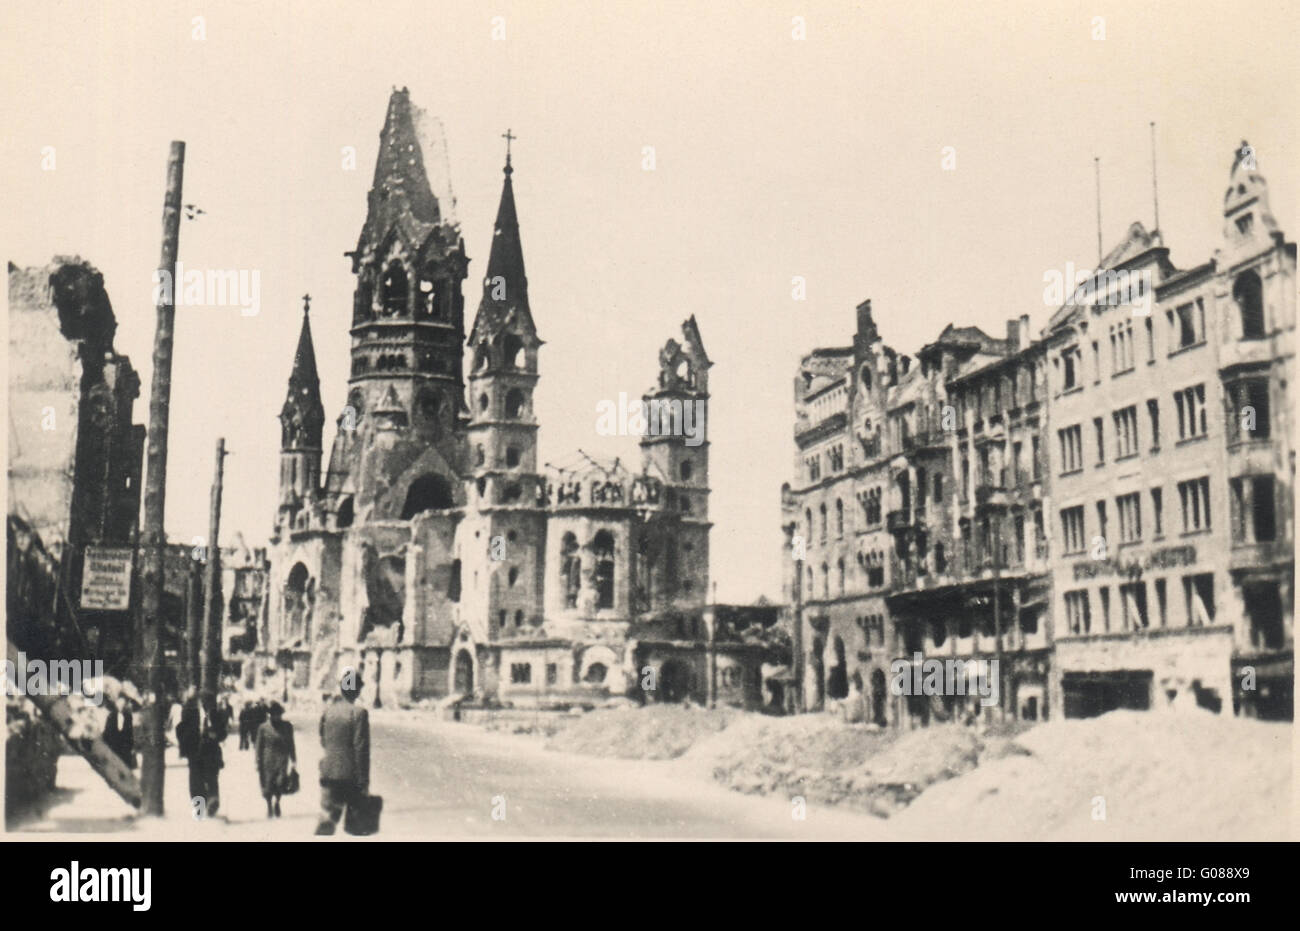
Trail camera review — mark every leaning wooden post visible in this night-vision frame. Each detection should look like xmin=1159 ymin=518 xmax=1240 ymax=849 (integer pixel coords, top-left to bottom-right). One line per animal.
xmin=137 ymin=140 xmax=185 ymax=816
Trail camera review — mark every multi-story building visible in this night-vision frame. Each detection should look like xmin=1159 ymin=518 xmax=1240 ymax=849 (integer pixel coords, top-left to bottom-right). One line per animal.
xmin=785 ymin=140 xmax=1293 ymax=724
xmin=888 ymin=320 xmax=1053 ymax=725
xmin=261 ymin=88 xmax=779 ymax=708
xmin=1046 ymin=143 xmax=1293 ymax=720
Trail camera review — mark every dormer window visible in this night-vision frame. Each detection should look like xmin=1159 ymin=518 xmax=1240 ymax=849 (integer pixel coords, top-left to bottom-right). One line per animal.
xmin=1236 ymin=214 xmax=1254 ymax=236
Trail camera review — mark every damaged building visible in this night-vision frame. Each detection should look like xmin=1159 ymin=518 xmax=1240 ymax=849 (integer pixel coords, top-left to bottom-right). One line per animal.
xmin=784 ymin=141 xmax=1293 ymax=725
xmin=260 ymin=88 xmax=781 ymax=708
xmin=7 ymin=257 xmax=145 ymax=672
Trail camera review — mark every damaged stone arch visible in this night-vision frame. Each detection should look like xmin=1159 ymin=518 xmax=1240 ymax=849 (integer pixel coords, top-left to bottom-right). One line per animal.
xmin=284 ymin=561 xmax=314 ymax=642
xmin=578 ymin=645 xmax=618 ymax=687
xmin=400 ymin=472 xmax=455 ymax=519
xmin=451 ymin=636 xmax=477 ymax=697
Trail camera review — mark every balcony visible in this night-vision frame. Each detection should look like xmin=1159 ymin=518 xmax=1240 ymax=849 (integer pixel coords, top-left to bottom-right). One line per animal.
xmin=795 ymin=411 xmax=847 ymax=447
xmin=1229 ymin=540 xmax=1291 ymax=572
xmin=902 ymin=429 xmax=948 ymax=454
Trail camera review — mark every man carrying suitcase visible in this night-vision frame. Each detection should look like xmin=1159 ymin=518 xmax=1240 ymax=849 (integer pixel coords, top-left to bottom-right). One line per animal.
xmin=315 ymin=668 xmax=373 ymax=835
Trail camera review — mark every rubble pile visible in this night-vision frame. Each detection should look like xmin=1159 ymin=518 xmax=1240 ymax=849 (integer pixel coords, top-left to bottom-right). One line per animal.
xmin=690 ymin=715 xmax=1018 ymax=815
xmin=890 ymin=709 xmax=1293 ymax=840
xmin=546 ymin=704 xmax=734 ymax=760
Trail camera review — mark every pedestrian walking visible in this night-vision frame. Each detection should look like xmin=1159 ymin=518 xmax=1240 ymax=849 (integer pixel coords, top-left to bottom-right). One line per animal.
xmin=315 ymin=671 xmax=372 ymax=835
xmin=255 ymin=701 xmax=297 ymax=818
xmin=177 ymin=689 xmax=227 ymax=817
xmin=101 ymin=694 xmax=136 ymax=769
xmin=238 ymin=700 xmax=253 ymax=750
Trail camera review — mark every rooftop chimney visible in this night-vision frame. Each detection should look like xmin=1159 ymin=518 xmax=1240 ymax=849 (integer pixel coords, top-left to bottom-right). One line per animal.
xmin=1018 ymin=313 xmax=1031 ymax=349
xmin=855 ymin=299 xmax=877 ymax=345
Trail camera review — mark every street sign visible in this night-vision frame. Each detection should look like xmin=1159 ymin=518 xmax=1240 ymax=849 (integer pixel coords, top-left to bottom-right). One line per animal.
xmin=80 ymin=546 xmax=134 ymax=611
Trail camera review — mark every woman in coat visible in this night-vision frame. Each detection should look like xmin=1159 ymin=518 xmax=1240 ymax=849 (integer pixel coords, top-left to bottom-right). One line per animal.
xmin=254 ymin=701 xmax=296 ymax=818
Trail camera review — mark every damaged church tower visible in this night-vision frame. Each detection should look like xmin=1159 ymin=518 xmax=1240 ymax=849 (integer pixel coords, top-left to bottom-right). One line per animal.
xmin=261 ymin=89 xmax=780 ymax=710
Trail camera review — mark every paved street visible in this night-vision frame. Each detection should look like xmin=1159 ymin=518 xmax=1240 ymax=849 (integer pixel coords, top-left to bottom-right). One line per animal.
xmin=16 ymin=710 xmax=886 ymax=840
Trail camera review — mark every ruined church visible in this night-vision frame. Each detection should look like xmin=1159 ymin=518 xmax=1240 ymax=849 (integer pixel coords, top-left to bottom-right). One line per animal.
xmin=261 ymin=89 xmax=774 ymax=709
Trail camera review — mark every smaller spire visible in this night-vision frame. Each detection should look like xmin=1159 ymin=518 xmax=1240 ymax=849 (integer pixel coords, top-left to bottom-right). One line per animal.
xmin=302 ymin=292 xmax=312 ymax=315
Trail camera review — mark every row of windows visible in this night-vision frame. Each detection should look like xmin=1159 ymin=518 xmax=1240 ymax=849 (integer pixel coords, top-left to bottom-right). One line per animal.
xmin=1058 ymin=382 xmax=1227 ymax=475
xmin=509 ymin=662 xmax=608 ymax=686
xmin=952 ymin=362 xmax=1042 ymax=423
xmin=1059 ymin=476 xmax=1213 ymax=553
xmin=1063 ymin=573 xmax=1216 ymax=635
xmin=1056 ymin=298 xmax=1212 ymax=393
xmin=805 ymin=443 xmax=846 ymax=483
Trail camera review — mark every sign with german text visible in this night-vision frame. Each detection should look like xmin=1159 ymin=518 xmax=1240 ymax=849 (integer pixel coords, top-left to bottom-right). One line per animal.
xmin=80 ymin=546 xmax=133 ymax=611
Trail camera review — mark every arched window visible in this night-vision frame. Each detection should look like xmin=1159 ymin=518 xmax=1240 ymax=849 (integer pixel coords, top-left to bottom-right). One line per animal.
xmin=336 ymin=497 xmax=354 ymax=529
xmin=285 ymin=563 xmax=311 ymax=639
xmin=1234 ymin=271 xmax=1265 ymax=339
xmin=504 ymin=388 xmax=526 ymax=419
xmin=584 ymin=662 xmax=608 ymax=684
xmin=561 ymin=533 xmax=581 ymax=608
xmin=474 ymin=340 xmax=491 ymax=372
xmin=804 ymin=508 xmax=813 ymax=543
xmin=819 ymin=503 xmax=828 ymax=542
xmin=505 ymin=446 xmax=521 ymax=468
xmin=680 ymin=459 xmax=693 ymax=481
xmin=380 ymin=261 xmax=409 ymax=317
xmin=503 ymin=333 xmax=525 ymax=370
xmin=837 ymin=557 xmax=845 ymax=594
xmin=835 ymin=499 xmax=844 ymax=537
xmin=820 ymin=563 xmax=829 ymax=599
xmin=593 ymin=530 xmax=616 ymax=610
xmin=827 ymin=637 xmax=848 ymax=700
xmin=400 ymin=473 xmax=453 ymax=518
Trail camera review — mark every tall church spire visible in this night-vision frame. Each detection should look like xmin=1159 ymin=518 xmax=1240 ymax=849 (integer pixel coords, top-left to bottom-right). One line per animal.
xmin=469 ymin=143 xmax=536 ymax=345
xmin=484 ymin=143 xmax=528 ymax=307
xmin=281 ymin=295 xmax=324 ymax=451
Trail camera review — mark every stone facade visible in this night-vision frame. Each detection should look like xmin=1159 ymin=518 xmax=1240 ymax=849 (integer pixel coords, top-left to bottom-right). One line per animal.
xmin=1046 ymin=142 xmax=1294 ymax=720
xmin=784 ymin=141 xmax=1294 ymax=724
xmin=261 ymin=89 xmax=778 ymax=708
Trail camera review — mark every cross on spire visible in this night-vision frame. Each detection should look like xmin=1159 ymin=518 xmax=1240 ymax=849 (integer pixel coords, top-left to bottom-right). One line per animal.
xmin=502 ymin=128 xmax=516 ymax=173
xmin=302 ymin=293 xmax=311 ymax=314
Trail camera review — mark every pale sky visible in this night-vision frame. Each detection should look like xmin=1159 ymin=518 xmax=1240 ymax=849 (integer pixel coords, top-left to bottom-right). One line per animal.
xmin=4 ymin=0 xmax=1296 ymax=602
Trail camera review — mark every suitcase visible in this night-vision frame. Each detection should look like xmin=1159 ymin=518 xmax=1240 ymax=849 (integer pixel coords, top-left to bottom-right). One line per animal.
xmin=344 ymin=793 xmax=383 ymax=836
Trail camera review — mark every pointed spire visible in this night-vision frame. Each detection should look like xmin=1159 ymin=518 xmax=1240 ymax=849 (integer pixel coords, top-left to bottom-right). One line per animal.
xmin=290 ymin=294 xmax=320 ymax=387
xmin=484 ymin=142 xmax=527 ymax=304
xmin=468 ymin=140 xmax=537 ymax=348
xmin=281 ymin=295 xmax=325 ymax=449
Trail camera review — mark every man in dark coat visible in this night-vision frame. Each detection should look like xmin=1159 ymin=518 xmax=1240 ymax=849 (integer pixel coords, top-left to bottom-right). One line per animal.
xmin=314 ymin=671 xmax=369 ymax=835
xmin=101 ymin=695 xmax=135 ymax=768
xmin=177 ymin=688 xmax=227 ymax=817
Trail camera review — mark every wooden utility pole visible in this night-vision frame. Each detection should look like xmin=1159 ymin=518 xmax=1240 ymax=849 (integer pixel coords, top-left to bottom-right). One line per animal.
xmin=993 ymin=520 xmax=1006 ymax=722
xmin=137 ymin=141 xmax=185 ymax=816
xmin=185 ymin=556 xmax=203 ymax=689
xmin=200 ymin=438 xmax=226 ymax=700
xmin=792 ymin=556 xmax=804 ymax=714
